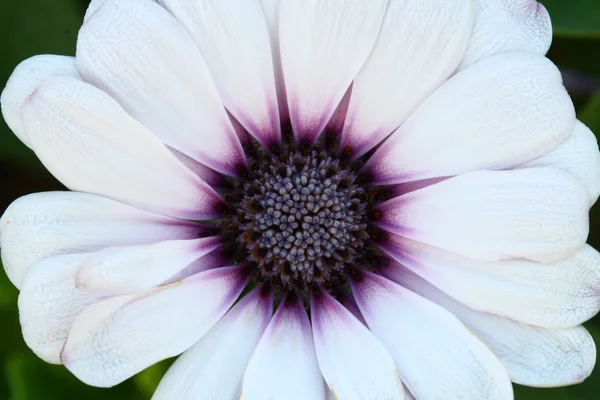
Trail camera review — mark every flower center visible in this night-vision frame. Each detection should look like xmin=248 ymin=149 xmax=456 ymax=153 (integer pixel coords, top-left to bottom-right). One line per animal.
xmin=227 ymin=145 xmax=375 ymax=295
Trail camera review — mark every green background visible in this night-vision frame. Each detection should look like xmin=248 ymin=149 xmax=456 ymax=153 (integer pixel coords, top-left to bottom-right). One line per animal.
xmin=0 ymin=0 xmax=600 ymax=398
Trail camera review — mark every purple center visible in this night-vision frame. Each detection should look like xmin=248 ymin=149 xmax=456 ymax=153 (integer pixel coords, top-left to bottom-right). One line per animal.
xmin=222 ymin=136 xmax=388 ymax=296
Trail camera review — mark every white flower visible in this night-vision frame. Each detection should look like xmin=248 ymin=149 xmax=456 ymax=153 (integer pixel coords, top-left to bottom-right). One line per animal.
xmin=1 ymin=0 xmax=599 ymax=398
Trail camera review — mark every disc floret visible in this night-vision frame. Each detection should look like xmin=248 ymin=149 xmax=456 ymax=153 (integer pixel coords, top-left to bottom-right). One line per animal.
xmin=231 ymin=149 xmax=370 ymax=293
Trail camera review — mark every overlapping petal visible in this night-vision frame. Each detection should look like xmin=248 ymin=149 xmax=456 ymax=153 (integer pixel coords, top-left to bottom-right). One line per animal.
xmin=153 ymin=288 xmax=272 ymax=400
xmin=242 ymin=296 xmax=325 ymax=400
xmin=22 ymin=77 xmax=224 ymax=220
xmin=18 ymin=253 xmax=100 ymax=364
xmin=460 ymin=0 xmax=552 ymax=69
xmin=158 ymin=0 xmax=281 ymax=149
xmin=78 ymin=0 xmax=246 ymax=176
xmin=340 ymin=0 xmax=474 ymax=158
xmin=279 ymin=0 xmax=388 ymax=145
xmin=384 ymin=265 xmax=597 ymax=387
xmin=0 ymin=55 xmax=79 ymax=148
xmin=0 ymin=192 xmax=204 ymax=288
xmin=164 ymin=248 xmax=230 ymax=284
xmin=522 ymin=121 xmax=600 ymax=204
xmin=62 ymin=266 xmax=249 ymax=387
xmin=310 ymin=290 xmax=404 ymax=400
xmin=258 ymin=0 xmax=289 ymax=124
xmin=376 ymin=168 xmax=590 ymax=263
xmin=380 ymin=236 xmax=600 ymax=328
xmin=75 ymin=236 xmax=222 ymax=295
xmin=365 ymin=53 xmax=574 ymax=185
xmin=351 ymin=272 xmax=513 ymax=399
xmin=170 ymin=148 xmax=226 ymax=188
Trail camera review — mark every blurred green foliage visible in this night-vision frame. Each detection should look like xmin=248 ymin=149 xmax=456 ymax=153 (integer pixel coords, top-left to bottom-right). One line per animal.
xmin=1 ymin=0 xmax=600 ymax=399
xmin=543 ymin=0 xmax=600 ymax=38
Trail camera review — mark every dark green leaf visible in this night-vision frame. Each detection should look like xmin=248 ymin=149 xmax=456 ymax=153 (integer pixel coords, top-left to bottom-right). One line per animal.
xmin=580 ymin=89 xmax=600 ymax=134
xmin=542 ymin=0 xmax=600 ymax=38
xmin=134 ymin=360 xmax=174 ymax=397
xmin=0 ymin=0 xmax=82 ymax=169
xmin=5 ymin=353 xmax=144 ymax=400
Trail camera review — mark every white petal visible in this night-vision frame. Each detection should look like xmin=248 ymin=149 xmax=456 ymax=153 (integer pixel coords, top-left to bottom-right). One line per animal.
xmin=170 ymin=147 xmax=226 ymax=188
xmin=242 ymin=296 xmax=326 ymax=400
xmin=0 ymin=55 xmax=80 ymax=148
xmin=376 ymin=168 xmax=590 ymax=263
xmin=340 ymin=0 xmax=474 ymax=158
xmin=521 ymin=121 xmax=600 ymax=204
xmin=380 ymin=235 xmax=600 ymax=328
xmin=18 ymin=253 xmax=100 ymax=364
xmin=223 ymin=110 xmax=250 ymax=146
xmin=351 ymin=272 xmax=513 ymax=399
xmin=158 ymin=0 xmax=281 ymax=149
xmin=365 ymin=53 xmax=574 ymax=185
xmin=78 ymin=0 xmax=246 ymax=176
xmin=0 ymin=192 xmax=203 ymax=288
xmin=75 ymin=236 xmax=222 ymax=295
xmin=311 ymin=290 xmax=404 ymax=400
xmin=468 ymin=323 xmax=596 ymax=388
xmin=339 ymin=293 xmax=367 ymax=326
xmin=259 ymin=0 xmax=289 ymax=124
xmin=403 ymin=388 xmax=416 ymax=400
xmin=385 ymin=265 xmax=597 ymax=387
xmin=84 ymin=0 xmax=108 ymax=21
xmin=22 ymin=77 xmax=223 ymax=220
xmin=62 ymin=294 xmax=137 ymax=336
xmin=153 ymin=288 xmax=272 ymax=400
xmin=164 ymin=247 xmax=230 ymax=284
xmin=460 ymin=0 xmax=552 ymax=69
xmin=325 ymin=85 xmax=353 ymax=136
xmin=62 ymin=265 xmax=249 ymax=387
xmin=279 ymin=0 xmax=388 ymax=145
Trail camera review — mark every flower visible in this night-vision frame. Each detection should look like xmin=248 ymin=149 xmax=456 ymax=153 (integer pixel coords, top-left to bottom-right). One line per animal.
xmin=1 ymin=0 xmax=600 ymax=398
